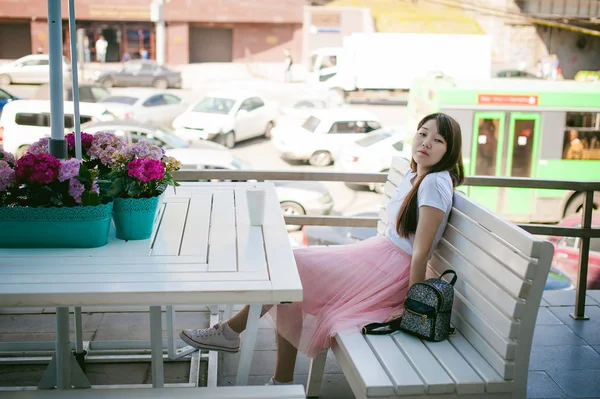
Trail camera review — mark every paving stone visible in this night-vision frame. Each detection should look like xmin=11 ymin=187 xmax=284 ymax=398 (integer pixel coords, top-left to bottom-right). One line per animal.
xmin=549 ymin=306 xmax=600 ymax=345
xmin=546 ymin=369 xmax=600 ymax=398
xmin=536 ymin=307 xmax=563 ymax=325
xmin=0 ymin=313 xmax=91 ymax=334
xmin=526 ymin=371 xmax=566 ymax=398
xmin=529 ymin=345 xmax=600 ymax=371
xmin=533 ymin=324 xmax=587 ymax=346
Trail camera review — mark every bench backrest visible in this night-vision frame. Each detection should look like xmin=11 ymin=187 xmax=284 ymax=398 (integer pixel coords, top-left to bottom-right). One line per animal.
xmin=378 ymin=157 xmax=554 ymax=396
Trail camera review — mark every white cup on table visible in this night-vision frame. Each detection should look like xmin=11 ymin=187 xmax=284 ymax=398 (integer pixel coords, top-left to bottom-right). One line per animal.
xmin=246 ymin=188 xmax=266 ymax=225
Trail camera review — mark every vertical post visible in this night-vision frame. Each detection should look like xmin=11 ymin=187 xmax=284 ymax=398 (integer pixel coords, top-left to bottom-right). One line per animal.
xmin=48 ymin=0 xmax=66 ymax=160
xmin=55 ymin=307 xmax=72 ymax=389
xmin=571 ymin=190 xmax=593 ymax=320
xmin=149 ymin=306 xmax=165 ymax=388
xmin=68 ymin=0 xmax=82 ymax=159
xmin=152 ymin=0 xmax=166 ymax=66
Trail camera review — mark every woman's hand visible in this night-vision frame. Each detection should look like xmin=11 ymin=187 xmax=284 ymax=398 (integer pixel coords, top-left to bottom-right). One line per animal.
xmin=384 ymin=308 xmax=404 ymax=323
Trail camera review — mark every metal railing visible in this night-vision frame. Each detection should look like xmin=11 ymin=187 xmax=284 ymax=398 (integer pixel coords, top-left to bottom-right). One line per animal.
xmin=173 ymin=169 xmax=600 ymax=319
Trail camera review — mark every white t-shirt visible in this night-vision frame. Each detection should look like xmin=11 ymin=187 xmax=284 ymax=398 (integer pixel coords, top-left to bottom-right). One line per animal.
xmin=385 ymin=170 xmax=454 ymax=258
xmin=95 ymin=39 xmax=108 ymax=55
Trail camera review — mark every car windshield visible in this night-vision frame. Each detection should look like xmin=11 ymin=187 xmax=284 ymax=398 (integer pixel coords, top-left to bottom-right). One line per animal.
xmin=302 ymin=116 xmax=321 ymax=132
xmin=192 ymin=97 xmax=235 ymax=114
xmin=99 ymin=96 xmax=138 ymax=105
xmin=355 ymin=131 xmax=393 ymax=147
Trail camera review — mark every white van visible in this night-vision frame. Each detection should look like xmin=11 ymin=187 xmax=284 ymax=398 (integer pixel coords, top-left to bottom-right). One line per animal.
xmin=0 ymin=100 xmax=117 ymax=157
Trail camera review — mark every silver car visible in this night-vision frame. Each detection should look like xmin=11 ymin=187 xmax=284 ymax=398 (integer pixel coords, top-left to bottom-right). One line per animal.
xmin=0 ymin=54 xmax=71 ymax=85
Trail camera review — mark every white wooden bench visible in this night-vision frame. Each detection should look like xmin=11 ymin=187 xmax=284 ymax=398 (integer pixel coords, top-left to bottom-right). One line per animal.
xmin=306 ymin=157 xmax=554 ymax=399
xmin=2 ymin=385 xmax=306 ymax=399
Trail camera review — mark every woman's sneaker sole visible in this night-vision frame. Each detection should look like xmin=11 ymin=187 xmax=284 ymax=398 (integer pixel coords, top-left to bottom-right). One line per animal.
xmin=179 ymin=331 xmax=240 ymax=353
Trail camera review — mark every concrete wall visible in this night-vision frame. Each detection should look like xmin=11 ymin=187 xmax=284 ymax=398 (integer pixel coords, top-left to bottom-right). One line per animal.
xmin=539 ymin=26 xmax=600 ymax=78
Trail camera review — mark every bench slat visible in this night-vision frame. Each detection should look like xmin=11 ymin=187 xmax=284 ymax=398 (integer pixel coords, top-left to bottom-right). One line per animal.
xmin=430 ymin=267 xmax=520 ymax=340
xmin=1 ymin=385 xmax=307 ymax=399
xmin=442 ymin=225 xmax=531 ymax=299
xmin=391 ymin=157 xmax=410 ymax=177
xmin=377 ymin=220 xmax=387 ymax=236
xmin=387 ymin=167 xmax=405 ymax=187
xmin=451 ymin=310 xmax=515 ymax=380
xmin=334 ymin=330 xmax=395 ymax=397
xmin=422 ymin=339 xmax=485 ymax=395
xmin=383 ymin=180 xmax=397 ymax=199
xmin=448 ymin=209 xmax=537 ymax=280
xmin=452 ymin=192 xmax=543 ymax=258
xmin=365 ymin=334 xmax=426 ymax=396
xmin=433 ymin=244 xmax=526 ymax=319
xmin=449 ymin=332 xmax=514 ymax=393
xmin=391 ymin=332 xmax=455 ymax=395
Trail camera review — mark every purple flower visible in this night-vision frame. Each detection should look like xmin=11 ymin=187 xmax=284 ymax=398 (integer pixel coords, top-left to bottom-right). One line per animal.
xmin=28 ymin=137 xmax=50 ymax=155
xmin=88 ymin=132 xmax=126 ymax=166
xmin=0 ymin=150 xmax=15 ymax=165
xmin=15 ymin=153 xmax=60 ymax=185
xmin=127 ymin=158 xmax=165 ymax=183
xmin=0 ymin=161 xmax=16 ymax=191
xmin=58 ymin=158 xmax=82 ymax=182
xmin=68 ymin=178 xmax=85 ymax=204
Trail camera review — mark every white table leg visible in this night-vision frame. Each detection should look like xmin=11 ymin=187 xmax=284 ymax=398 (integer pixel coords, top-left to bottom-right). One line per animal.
xmin=235 ymin=303 xmax=261 ymax=386
xmin=149 ymin=306 xmax=164 ymax=388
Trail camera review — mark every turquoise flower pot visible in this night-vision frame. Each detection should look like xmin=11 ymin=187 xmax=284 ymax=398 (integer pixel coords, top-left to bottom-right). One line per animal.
xmin=112 ymin=196 xmax=161 ymax=241
xmin=0 ymin=203 xmax=113 ymax=248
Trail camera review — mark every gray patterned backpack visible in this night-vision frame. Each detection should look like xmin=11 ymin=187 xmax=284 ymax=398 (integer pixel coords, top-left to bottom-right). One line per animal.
xmin=362 ymin=270 xmax=457 ymax=342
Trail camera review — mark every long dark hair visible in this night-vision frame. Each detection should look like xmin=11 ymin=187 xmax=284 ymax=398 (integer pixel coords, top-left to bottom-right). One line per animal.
xmin=396 ymin=113 xmax=465 ymax=238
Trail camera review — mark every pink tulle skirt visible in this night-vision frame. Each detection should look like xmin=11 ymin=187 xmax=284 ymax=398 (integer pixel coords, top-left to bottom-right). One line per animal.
xmin=265 ymin=235 xmax=411 ymax=358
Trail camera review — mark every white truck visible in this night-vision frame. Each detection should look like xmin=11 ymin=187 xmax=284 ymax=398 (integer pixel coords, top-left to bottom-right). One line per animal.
xmin=308 ymin=33 xmax=492 ymax=103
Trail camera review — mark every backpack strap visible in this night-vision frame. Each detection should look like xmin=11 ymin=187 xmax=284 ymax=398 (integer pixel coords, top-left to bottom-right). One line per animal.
xmin=440 ymin=269 xmax=458 ymax=286
xmin=361 ymin=318 xmax=402 ymax=335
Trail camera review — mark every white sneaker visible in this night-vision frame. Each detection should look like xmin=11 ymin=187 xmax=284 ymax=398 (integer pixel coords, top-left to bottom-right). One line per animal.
xmin=180 ymin=323 xmax=240 ymax=353
xmin=266 ymin=377 xmax=294 ymax=385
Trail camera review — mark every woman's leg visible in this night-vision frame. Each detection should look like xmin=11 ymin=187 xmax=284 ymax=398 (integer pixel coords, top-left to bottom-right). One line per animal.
xmin=274 ymin=333 xmax=298 ymax=383
xmin=226 ymin=304 xmax=273 ymax=333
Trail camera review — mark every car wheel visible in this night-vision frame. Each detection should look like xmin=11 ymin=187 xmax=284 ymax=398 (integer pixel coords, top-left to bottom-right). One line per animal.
xmin=0 ymin=74 xmax=11 ymax=86
xmin=264 ymin=121 xmax=274 ymax=139
xmin=280 ymin=201 xmax=305 ymax=232
xmin=153 ymin=78 xmax=168 ymax=89
xmin=220 ymin=131 xmax=235 ymax=149
xmin=308 ymin=151 xmax=332 ymax=167
xmin=100 ymin=78 xmax=114 ymax=88
xmin=15 ymin=145 xmax=30 ymax=159
xmin=564 ymin=192 xmax=600 ymax=216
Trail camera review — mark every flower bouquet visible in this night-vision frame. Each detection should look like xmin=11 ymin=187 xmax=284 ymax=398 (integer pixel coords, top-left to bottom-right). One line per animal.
xmin=0 ymin=140 xmax=117 ymax=248
xmin=107 ymin=140 xmax=181 ymax=240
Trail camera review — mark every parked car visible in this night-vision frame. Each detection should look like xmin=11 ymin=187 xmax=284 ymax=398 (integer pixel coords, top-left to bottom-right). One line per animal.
xmin=276 ymin=97 xmax=332 ymax=128
xmin=0 ymin=54 xmax=71 ymax=85
xmin=33 ymin=83 xmax=110 ymax=103
xmin=0 ymin=100 xmax=117 ymax=157
xmin=494 ymin=69 xmax=541 ymax=79
xmin=0 ymin=87 xmax=18 ymax=114
xmin=271 ymin=108 xmax=383 ymax=166
xmin=550 ymin=214 xmax=600 ymax=289
xmin=302 ymin=211 xmax=574 ymax=290
xmin=172 ymin=90 xmax=278 ymax=149
xmin=98 ymin=90 xmax=187 ymax=129
xmin=90 ymin=60 xmax=182 ymax=89
xmin=82 ymin=121 xmax=334 ymax=231
xmin=336 ymin=127 xmax=410 ymax=193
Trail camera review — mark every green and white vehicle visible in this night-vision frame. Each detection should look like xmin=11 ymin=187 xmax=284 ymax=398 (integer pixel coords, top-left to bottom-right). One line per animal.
xmin=407 ymin=76 xmax=600 ymax=223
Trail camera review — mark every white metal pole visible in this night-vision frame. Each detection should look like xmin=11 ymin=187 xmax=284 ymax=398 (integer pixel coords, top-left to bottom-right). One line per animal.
xmin=68 ymin=0 xmax=82 ymax=160
xmin=47 ymin=0 xmax=66 ymax=160
xmin=153 ymin=0 xmax=166 ymax=66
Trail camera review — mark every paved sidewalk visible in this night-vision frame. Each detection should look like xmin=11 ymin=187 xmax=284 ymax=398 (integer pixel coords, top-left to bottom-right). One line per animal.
xmin=0 ymin=291 xmax=599 ymax=398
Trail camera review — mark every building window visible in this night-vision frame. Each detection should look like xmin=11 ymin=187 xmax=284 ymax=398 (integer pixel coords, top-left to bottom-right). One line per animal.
xmin=562 ymin=112 xmax=600 ymax=160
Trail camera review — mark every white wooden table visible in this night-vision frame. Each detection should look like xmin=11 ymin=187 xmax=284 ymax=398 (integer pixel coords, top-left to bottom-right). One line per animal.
xmin=0 ymin=182 xmax=303 ymax=390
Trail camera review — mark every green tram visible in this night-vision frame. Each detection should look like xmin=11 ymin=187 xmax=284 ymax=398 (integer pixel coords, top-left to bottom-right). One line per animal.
xmin=407 ymin=76 xmax=600 ymax=223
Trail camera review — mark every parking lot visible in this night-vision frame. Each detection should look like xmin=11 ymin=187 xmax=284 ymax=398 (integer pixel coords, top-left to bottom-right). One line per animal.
xmin=3 ymin=77 xmax=407 ymax=242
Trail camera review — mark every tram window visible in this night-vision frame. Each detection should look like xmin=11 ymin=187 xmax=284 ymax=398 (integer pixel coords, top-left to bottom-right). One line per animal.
xmin=474 ymin=118 xmax=499 ymax=176
xmin=565 ymin=112 xmax=599 ymax=128
xmin=562 ymin=129 xmax=600 ymax=160
xmin=510 ymin=119 xmax=536 ymax=177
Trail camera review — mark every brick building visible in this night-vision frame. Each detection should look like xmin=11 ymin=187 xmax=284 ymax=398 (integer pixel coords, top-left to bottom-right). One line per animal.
xmin=0 ymin=0 xmax=304 ymax=64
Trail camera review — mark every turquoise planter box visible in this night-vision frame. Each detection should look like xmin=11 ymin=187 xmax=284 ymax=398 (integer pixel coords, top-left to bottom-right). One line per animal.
xmin=112 ymin=196 xmax=161 ymax=241
xmin=0 ymin=203 xmax=114 ymax=248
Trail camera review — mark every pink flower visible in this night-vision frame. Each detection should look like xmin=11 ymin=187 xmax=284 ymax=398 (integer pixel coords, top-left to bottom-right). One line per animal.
xmin=58 ymin=158 xmax=82 ymax=182
xmin=0 ymin=160 xmax=16 ymax=191
xmin=15 ymin=153 xmax=60 ymax=185
xmin=68 ymin=178 xmax=85 ymax=204
xmin=65 ymin=132 xmax=94 ymax=153
xmin=127 ymin=158 xmax=165 ymax=183
xmin=88 ymin=132 xmax=126 ymax=166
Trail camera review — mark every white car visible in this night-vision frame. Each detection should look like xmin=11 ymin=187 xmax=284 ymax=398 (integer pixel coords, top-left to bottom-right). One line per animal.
xmin=336 ymin=127 xmax=411 ymax=193
xmin=271 ymin=108 xmax=382 ymax=166
xmin=0 ymin=54 xmax=71 ymax=85
xmin=97 ymin=90 xmax=188 ymax=129
xmin=275 ymin=97 xmax=332 ymax=128
xmin=171 ymin=90 xmax=278 ymax=149
xmin=0 ymin=100 xmax=117 ymax=157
